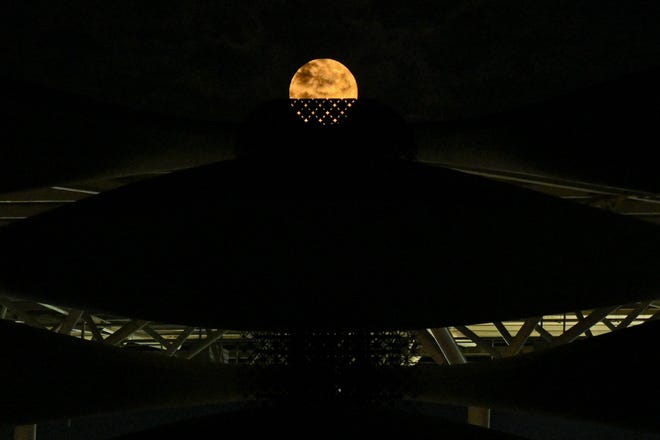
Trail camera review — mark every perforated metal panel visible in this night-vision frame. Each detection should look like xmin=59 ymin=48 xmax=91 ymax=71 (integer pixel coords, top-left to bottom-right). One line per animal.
xmin=290 ymin=98 xmax=357 ymax=125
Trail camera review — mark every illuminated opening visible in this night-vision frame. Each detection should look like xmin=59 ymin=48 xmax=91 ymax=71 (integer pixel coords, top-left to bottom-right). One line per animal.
xmin=289 ymin=58 xmax=357 ymax=125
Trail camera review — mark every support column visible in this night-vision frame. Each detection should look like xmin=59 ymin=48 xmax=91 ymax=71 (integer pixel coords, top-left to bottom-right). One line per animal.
xmin=14 ymin=425 xmax=36 ymax=440
xmin=467 ymin=407 xmax=491 ymax=428
xmin=103 ymin=319 xmax=149 ymax=346
xmin=184 ymin=329 xmax=225 ymax=360
xmin=430 ymin=327 xmax=466 ymax=364
xmin=430 ymin=327 xmax=490 ymax=428
xmin=411 ymin=329 xmax=448 ymax=365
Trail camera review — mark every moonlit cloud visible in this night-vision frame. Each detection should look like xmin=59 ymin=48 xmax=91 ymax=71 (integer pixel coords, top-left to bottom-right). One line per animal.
xmin=289 ymin=59 xmax=358 ymax=99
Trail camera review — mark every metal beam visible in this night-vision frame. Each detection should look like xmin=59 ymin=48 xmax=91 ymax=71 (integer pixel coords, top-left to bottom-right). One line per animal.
xmin=57 ymin=309 xmax=83 ymax=336
xmin=534 ymin=323 xmax=554 ymax=343
xmin=454 ymin=326 xmax=501 ymax=359
xmin=501 ymin=317 xmax=539 ymax=357
xmin=430 ymin=328 xmax=466 ymax=364
xmin=649 ymin=308 xmax=660 ymax=322
xmin=143 ymin=325 xmax=174 ymax=351
xmin=452 ymin=166 xmax=648 ymax=197
xmin=51 ymin=186 xmax=100 ymax=195
xmin=411 ymin=330 xmax=447 ymax=365
xmin=0 ymin=298 xmax=45 ymax=329
xmin=208 ymin=331 xmax=222 ymax=363
xmin=166 ymin=327 xmax=195 ymax=357
xmin=601 ymin=318 xmax=618 ymax=331
xmin=103 ymin=320 xmax=149 ymax=346
xmin=37 ymin=303 xmax=69 ymax=315
xmin=183 ymin=329 xmax=225 ymax=360
xmin=574 ymin=311 xmax=593 ymax=338
xmin=82 ymin=313 xmax=104 ymax=342
xmin=493 ymin=322 xmax=513 ymax=345
xmin=0 ymin=200 xmax=75 ymax=204
xmin=549 ymin=306 xmax=619 ymax=348
xmin=617 ymin=301 xmax=652 ymax=329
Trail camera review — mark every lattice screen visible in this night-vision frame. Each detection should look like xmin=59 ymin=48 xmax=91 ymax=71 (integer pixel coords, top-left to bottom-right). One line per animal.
xmin=290 ymin=98 xmax=357 ymax=125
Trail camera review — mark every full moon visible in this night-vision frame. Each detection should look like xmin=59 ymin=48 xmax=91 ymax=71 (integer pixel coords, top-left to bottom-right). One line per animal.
xmin=289 ymin=59 xmax=358 ymax=99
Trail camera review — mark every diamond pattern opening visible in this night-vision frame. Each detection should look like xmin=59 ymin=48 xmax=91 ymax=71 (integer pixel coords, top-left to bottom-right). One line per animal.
xmin=290 ymin=98 xmax=356 ymax=125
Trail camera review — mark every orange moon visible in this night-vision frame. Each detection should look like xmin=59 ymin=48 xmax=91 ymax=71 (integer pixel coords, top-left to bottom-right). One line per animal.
xmin=289 ymin=59 xmax=358 ymax=99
